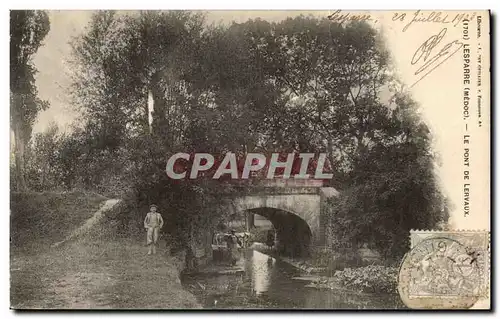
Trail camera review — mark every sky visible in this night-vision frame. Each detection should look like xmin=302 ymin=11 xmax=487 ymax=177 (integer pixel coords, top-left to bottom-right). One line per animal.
xmin=30 ymin=10 xmax=490 ymax=232
xmin=33 ymin=11 xmax=93 ymax=133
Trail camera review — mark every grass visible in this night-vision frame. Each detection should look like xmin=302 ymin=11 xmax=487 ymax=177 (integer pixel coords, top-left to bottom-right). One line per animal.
xmin=10 ymin=191 xmax=201 ymax=309
xmin=11 ymin=239 xmax=201 ymax=309
xmin=10 ymin=191 xmax=109 ymax=251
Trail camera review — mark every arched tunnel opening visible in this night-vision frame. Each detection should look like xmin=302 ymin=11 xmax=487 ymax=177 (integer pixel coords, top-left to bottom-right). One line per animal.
xmin=245 ymin=207 xmax=312 ymax=258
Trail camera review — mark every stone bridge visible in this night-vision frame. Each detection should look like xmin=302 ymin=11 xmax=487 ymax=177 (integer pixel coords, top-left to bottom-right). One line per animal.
xmin=225 ymin=179 xmax=338 ymax=256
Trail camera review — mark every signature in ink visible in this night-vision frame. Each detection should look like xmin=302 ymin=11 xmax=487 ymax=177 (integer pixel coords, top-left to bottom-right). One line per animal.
xmin=409 ymin=28 xmax=464 ymax=88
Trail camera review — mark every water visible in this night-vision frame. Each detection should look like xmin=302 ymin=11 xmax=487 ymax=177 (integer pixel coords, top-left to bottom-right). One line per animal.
xmin=181 ymin=249 xmax=404 ymax=309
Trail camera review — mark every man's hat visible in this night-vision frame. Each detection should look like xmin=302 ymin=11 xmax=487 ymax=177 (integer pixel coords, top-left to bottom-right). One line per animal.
xmin=150 ymin=204 xmax=158 ymax=208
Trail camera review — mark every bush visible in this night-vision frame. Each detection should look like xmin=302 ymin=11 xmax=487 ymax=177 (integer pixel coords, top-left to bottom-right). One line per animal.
xmin=333 ymin=265 xmax=398 ymax=294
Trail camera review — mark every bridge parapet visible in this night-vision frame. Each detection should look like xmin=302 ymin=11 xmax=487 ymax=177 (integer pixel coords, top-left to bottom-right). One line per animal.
xmin=229 ymin=186 xmax=320 ymax=196
xmin=226 ymin=178 xmax=328 ymax=196
xmin=222 ymin=181 xmax=340 ymax=253
xmin=226 ymin=177 xmax=324 ymax=188
xmin=254 ymin=178 xmax=324 ymax=188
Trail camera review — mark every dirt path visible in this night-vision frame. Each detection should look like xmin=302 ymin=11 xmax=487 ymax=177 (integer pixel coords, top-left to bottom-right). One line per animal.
xmin=11 ymin=240 xmax=201 ymax=309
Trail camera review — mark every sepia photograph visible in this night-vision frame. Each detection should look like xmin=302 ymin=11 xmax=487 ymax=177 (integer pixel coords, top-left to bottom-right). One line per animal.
xmin=9 ymin=9 xmax=490 ymax=310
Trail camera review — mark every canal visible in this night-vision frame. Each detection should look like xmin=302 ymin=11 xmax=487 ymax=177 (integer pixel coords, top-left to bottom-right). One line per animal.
xmin=181 ymin=249 xmax=404 ymax=309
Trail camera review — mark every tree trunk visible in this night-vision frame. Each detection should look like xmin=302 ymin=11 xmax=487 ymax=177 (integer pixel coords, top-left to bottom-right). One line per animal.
xmin=13 ymin=123 xmax=27 ymax=191
xmin=150 ymin=73 xmax=169 ymax=142
xmin=326 ymin=138 xmax=344 ymax=187
xmin=147 ymin=89 xmax=154 ymax=135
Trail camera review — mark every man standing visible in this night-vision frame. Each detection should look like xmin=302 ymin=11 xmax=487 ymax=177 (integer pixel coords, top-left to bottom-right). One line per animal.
xmin=144 ymin=204 xmax=164 ymax=255
xmin=266 ymin=229 xmax=276 ymax=249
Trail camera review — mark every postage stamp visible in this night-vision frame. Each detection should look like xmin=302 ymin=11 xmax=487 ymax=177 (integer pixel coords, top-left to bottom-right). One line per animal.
xmin=398 ymin=230 xmax=489 ymax=309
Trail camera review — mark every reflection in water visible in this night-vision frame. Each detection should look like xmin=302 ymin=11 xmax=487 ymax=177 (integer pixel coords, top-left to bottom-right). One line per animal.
xmin=249 ymin=250 xmax=276 ymax=296
xmin=182 ymin=249 xmax=403 ymax=309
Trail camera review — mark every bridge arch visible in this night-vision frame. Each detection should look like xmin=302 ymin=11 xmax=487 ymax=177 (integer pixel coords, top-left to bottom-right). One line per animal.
xmin=229 ymin=194 xmax=321 ymax=257
xmin=245 ymin=207 xmax=313 ymax=257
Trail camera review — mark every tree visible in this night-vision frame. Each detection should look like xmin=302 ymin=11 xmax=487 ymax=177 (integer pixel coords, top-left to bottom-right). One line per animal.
xmin=10 ymin=10 xmax=50 ymax=191
xmin=257 ymin=17 xmax=393 ymax=184
xmin=221 ymin=16 xmax=448 ymax=257
xmin=69 ymin=11 xmax=234 ymax=249
xmin=67 ymin=12 xmax=448 ymax=258
xmin=25 ymin=122 xmax=62 ymax=191
xmin=325 ymin=92 xmax=448 ymax=259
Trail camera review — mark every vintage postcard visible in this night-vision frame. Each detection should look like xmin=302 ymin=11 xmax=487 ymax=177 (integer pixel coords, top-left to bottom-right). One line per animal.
xmin=9 ymin=10 xmax=490 ymax=310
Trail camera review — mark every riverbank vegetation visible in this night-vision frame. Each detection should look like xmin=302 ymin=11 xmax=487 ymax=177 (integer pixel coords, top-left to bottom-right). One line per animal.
xmin=300 ymin=265 xmax=398 ymax=295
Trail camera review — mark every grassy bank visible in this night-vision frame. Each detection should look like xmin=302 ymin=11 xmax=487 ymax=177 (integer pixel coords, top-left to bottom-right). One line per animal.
xmin=10 ymin=191 xmax=108 ymax=251
xmin=10 ymin=191 xmax=201 ymax=309
xmin=11 ymin=240 xmax=201 ymax=309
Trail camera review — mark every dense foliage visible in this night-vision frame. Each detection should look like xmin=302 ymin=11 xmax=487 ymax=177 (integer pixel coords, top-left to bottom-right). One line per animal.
xmin=17 ymin=11 xmax=448 ymax=256
xmin=10 ymin=10 xmax=50 ymax=191
xmin=324 ymin=93 xmax=448 ymax=258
